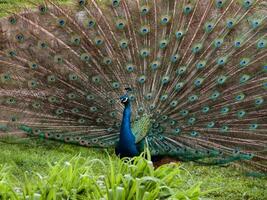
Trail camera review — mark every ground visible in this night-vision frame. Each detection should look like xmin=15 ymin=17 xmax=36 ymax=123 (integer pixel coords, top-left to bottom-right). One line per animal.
xmin=0 ymin=137 xmax=266 ymax=200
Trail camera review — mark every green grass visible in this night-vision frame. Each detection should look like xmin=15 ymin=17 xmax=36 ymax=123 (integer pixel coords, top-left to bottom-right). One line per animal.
xmin=0 ymin=0 xmax=72 ymax=17
xmin=0 ymin=137 xmax=206 ymax=199
xmin=0 ymin=136 xmax=266 ymax=200
xmin=184 ymin=163 xmax=267 ymax=200
xmin=0 ymin=136 xmax=110 ymax=179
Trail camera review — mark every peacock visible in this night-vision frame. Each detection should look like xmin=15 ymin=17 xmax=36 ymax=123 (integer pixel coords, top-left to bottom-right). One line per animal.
xmin=0 ymin=0 xmax=266 ymax=172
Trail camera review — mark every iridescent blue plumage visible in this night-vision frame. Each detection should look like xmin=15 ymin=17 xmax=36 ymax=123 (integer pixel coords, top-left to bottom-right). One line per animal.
xmin=115 ymin=93 xmax=139 ymax=157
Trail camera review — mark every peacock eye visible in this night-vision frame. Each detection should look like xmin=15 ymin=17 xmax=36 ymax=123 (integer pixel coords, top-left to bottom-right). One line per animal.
xmin=39 ymin=5 xmax=48 ymax=14
xmin=78 ymin=0 xmax=86 ymax=6
xmin=112 ymin=0 xmax=120 ymax=7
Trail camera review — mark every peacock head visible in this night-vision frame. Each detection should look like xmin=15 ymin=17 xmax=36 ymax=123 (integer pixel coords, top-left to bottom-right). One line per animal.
xmin=120 ymin=87 xmax=132 ymax=105
xmin=120 ymin=95 xmax=129 ymax=105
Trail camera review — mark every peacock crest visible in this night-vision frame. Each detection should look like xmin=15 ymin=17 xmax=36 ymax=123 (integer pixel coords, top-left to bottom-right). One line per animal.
xmin=0 ymin=0 xmax=266 ymax=171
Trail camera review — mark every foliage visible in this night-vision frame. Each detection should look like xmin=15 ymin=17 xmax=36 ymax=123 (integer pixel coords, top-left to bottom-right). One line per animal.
xmin=0 ymin=0 xmax=72 ymax=17
xmin=0 ymin=136 xmax=266 ymax=199
xmin=0 ymin=137 xmax=206 ymax=199
xmin=184 ymin=163 xmax=267 ymax=200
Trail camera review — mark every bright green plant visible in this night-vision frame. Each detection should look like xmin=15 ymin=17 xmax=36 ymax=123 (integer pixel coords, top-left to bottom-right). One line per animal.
xmin=0 ymin=164 xmax=19 ymax=200
xmin=0 ymin=149 xmax=207 ymax=200
xmin=0 ymin=136 xmax=266 ymax=200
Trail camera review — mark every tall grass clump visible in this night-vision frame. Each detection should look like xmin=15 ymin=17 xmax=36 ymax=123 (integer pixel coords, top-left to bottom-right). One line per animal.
xmin=0 ymin=164 xmax=18 ymax=199
xmin=0 ymin=150 xmax=207 ymax=200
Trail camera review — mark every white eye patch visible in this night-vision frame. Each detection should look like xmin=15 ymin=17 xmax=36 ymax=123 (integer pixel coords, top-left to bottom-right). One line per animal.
xmin=122 ymin=97 xmax=128 ymax=103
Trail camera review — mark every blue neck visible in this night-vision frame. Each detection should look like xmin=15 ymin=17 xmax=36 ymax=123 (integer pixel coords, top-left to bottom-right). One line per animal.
xmin=120 ymin=103 xmax=134 ymax=141
xmin=116 ymin=101 xmax=139 ymax=157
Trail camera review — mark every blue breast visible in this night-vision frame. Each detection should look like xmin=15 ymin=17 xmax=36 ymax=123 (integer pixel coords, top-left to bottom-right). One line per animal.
xmin=115 ymin=102 xmax=139 ymax=157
